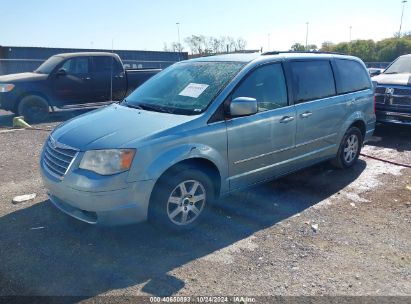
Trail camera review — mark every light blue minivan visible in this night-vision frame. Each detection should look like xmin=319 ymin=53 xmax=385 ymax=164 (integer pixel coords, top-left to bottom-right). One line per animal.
xmin=40 ymin=52 xmax=376 ymax=231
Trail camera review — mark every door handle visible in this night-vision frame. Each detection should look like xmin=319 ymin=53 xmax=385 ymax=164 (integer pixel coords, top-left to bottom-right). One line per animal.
xmin=300 ymin=111 xmax=313 ymax=118
xmin=82 ymin=77 xmax=91 ymax=80
xmin=280 ymin=116 xmax=295 ymax=123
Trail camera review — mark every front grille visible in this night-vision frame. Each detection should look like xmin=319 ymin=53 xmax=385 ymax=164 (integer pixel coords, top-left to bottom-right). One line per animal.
xmin=392 ymin=96 xmax=411 ymax=105
xmin=375 ymin=95 xmax=385 ymax=104
xmin=375 ymin=85 xmax=411 ymax=106
xmin=375 ymin=87 xmax=386 ymax=94
xmin=391 ymin=87 xmax=411 ymax=95
xmin=43 ymin=137 xmax=78 ymax=178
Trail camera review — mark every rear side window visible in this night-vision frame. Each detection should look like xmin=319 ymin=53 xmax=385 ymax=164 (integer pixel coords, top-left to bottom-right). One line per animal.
xmin=93 ymin=56 xmax=123 ymax=74
xmin=335 ymin=59 xmax=371 ymax=94
xmin=290 ymin=60 xmax=336 ymax=103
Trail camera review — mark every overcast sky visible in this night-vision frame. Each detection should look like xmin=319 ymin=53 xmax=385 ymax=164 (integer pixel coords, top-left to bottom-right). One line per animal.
xmin=1 ymin=0 xmax=409 ymax=52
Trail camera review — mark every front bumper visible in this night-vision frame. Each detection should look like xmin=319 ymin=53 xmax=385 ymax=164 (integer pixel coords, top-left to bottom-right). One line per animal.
xmin=40 ymin=159 xmax=156 ymax=226
xmin=376 ymin=110 xmax=411 ymax=125
xmin=0 ymin=91 xmax=18 ymax=111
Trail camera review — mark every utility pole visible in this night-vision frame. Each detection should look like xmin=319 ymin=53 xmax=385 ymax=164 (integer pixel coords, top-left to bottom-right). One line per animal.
xmin=349 ymin=26 xmax=352 ymax=42
xmin=305 ymin=22 xmax=309 ymax=50
xmin=268 ymin=33 xmax=271 ymax=51
xmin=176 ymin=22 xmax=181 ymax=60
xmin=399 ymin=0 xmax=408 ymax=37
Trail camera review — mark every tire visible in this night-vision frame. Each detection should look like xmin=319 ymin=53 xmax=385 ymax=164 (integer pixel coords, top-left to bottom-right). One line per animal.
xmin=331 ymin=126 xmax=363 ymax=169
xmin=148 ymin=168 xmax=214 ymax=232
xmin=17 ymin=95 xmax=49 ymax=123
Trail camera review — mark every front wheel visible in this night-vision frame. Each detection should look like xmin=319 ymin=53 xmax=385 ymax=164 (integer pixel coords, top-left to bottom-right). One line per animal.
xmin=331 ymin=126 xmax=363 ymax=169
xmin=17 ymin=95 xmax=49 ymax=123
xmin=148 ymin=168 xmax=214 ymax=232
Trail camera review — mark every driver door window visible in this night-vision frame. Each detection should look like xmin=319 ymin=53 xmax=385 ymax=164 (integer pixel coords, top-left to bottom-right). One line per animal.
xmin=232 ymin=63 xmax=288 ymax=112
xmin=61 ymin=57 xmax=90 ymax=75
xmin=52 ymin=57 xmax=92 ymax=104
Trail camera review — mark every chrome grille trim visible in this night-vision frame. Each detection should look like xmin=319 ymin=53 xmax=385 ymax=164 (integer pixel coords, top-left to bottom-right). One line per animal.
xmin=43 ymin=136 xmax=79 ymax=179
xmin=375 ymin=85 xmax=411 ymax=106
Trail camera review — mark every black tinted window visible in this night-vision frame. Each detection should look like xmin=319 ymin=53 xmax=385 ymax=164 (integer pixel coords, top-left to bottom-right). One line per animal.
xmin=335 ymin=59 xmax=371 ymax=94
xmin=61 ymin=57 xmax=89 ymax=74
xmin=290 ymin=60 xmax=336 ymax=103
xmin=232 ymin=63 xmax=288 ymax=112
xmin=93 ymin=56 xmax=123 ymax=74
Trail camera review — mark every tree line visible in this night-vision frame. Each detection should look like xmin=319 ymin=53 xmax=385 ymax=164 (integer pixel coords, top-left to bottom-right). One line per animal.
xmin=165 ymin=32 xmax=411 ymax=62
xmin=291 ymin=33 xmax=411 ymax=62
xmin=164 ymin=35 xmax=247 ymax=55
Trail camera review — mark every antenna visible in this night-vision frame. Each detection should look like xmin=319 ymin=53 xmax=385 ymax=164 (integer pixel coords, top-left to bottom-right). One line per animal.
xmin=110 ymin=38 xmax=114 ymax=102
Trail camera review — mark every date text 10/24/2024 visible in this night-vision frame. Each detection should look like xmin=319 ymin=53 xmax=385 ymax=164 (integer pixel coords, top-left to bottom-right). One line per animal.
xmin=149 ymin=296 xmax=256 ymax=303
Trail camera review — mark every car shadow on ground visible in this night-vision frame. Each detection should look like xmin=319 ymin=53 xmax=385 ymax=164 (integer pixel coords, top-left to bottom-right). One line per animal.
xmin=0 ymin=109 xmax=94 ymax=128
xmin=367 ymin=123 xmax=411 ymax=152
xmin=0 ymin=160 xmax=366 ymax=297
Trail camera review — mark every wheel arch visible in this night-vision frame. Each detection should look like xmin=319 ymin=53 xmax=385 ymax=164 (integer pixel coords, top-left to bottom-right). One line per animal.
xmin=14 ymin=91 xmax=51 ymax=114
xmin=339 ymin=112 xmax=367 ymax=144
xmin=152 ymin=157 xmax=222 ymax=201
xmin=349 ymin=119 xmax=366 ymax=141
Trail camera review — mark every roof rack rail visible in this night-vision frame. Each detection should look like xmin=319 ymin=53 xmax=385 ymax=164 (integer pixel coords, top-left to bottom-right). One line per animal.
xmin=262 ymin=51 xmax=345 ymax=56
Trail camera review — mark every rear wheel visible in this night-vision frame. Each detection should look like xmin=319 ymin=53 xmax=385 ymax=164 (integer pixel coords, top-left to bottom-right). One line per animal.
xmin=331 ymin=126 xmax=363 ymax=169
xmin=17 ymin=95 xmax=49 ymax=123
xmin=148 ymin=168 xmax=214 ymax=232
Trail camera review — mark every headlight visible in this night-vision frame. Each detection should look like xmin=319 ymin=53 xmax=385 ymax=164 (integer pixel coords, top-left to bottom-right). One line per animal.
xmin=0 ymin=84 xmax=15 ymax=93
xmin=79 ymin=149 xmax=136 ymax=175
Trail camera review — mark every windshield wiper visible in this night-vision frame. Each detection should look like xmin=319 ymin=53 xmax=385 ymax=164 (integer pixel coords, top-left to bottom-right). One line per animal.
xmin=121 ymin=99 xmax=143 ymax=109
xmin=137 ymin=103 xmax=174 ymax=114
xmin=384 ymin=72 xmax=399 ymax=74
xmin=121 ymin=100 xmax=174 ymax=113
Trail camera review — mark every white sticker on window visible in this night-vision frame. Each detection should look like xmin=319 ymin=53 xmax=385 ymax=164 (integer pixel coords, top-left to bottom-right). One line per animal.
xmin=179 ymin=83 xmax=209 ymax=98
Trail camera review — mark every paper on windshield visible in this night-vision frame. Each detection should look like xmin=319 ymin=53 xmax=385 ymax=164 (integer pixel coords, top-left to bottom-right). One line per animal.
xmin=178 ymin=83 xmax=209 ymax=98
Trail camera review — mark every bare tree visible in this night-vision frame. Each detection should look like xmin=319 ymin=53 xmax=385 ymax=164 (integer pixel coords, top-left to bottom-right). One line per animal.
xmin=163 ymin=42 xmax=170 ymax=52
xmin=226 ymin=36 xmax=236 ymax=52
xmin=184 ymin=35 xmax=206 ymax=54
xmin=236 ymin=38 xmax=247 ymax=51
xmin=170 ymin=42 xmax=184 ymax=52
xmin=181 ymin=35 xmax=248 ymax=55
xmin=211 ymin=38 xmax=221 ymax=53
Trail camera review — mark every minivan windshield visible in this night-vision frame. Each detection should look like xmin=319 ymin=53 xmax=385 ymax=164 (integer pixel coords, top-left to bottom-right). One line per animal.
xmin=384 ymin=56 xmax=411 ymax=74
xmin=34 ymin=56 xmax=64 ymax=74
xmin=123 ymin=61 xmax=245 ymax=115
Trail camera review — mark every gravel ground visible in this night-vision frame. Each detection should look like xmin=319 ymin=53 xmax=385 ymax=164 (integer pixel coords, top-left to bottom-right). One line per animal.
xmin=0 ymin=109 xmax=410 ymax=297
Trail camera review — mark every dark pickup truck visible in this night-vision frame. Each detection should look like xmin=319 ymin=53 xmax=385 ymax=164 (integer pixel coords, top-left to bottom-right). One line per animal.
xmin=0 ymin=52 xmax=160 ymax=121
xmin=372 ymin=54 xmax=411 ymax=125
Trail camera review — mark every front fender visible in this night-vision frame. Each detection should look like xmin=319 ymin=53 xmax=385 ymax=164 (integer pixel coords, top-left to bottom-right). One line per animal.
xmin=149 ymin=143 xmax=227 ymax=179
xmin=129 ymin=143 xmax=229 ymax=193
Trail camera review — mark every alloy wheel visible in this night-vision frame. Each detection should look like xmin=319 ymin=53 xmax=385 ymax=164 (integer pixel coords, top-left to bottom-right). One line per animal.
xmin=343 ymin=134 xmax=359 ymax=164
xmin=167 ymin=179 xmax=206 ymax=226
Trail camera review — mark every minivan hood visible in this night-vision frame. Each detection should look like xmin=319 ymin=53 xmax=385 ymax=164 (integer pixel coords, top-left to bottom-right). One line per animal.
xmin=51 ymin=104 xmax=198 ymax=150
xmin=372 ymin=73 xmax=411 ymax=86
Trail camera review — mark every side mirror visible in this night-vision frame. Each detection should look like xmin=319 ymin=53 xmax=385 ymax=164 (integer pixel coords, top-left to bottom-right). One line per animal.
xmin=56 ymin=68 xmax=67 ymax=77
xmin=370 ymin=70 xmax=381 ymax=77
xmin=230 ymin=97 xmax=258 ymax=117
